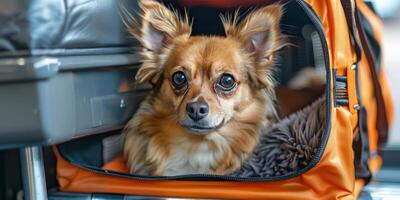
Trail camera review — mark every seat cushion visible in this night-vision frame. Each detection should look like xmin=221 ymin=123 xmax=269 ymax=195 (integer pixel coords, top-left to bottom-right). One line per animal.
xmin=0 ymin=0 xmax=138 ymax=54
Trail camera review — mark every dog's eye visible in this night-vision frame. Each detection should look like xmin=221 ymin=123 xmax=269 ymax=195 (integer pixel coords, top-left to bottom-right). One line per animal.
xmin=217 ymin=74 xmax=236 ymax=91
xmin=172 ymin=71 xmax=187 ymax=89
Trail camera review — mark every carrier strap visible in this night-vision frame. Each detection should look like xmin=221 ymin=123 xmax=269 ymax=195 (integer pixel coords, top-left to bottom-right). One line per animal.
xmin=340 ymin=0 xmax=389 ymax=147
xmin=340 ymin=0 xmax=362 ymax=63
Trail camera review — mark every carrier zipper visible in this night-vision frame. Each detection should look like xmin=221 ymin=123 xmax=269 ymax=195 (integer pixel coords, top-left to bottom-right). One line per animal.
xmin=59 ymin=0 xmax=332 ymax=182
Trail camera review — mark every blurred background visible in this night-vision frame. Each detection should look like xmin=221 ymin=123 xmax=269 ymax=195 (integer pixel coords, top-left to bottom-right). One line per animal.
xmin=369 ymin=0 xmax=400 ymax=147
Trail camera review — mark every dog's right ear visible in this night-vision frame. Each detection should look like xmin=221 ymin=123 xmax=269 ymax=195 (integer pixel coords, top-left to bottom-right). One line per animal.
xmin=221 ymin=4 xmax=283 ymax=89
xmin=131 ymin=0 xmax=191 ymax=85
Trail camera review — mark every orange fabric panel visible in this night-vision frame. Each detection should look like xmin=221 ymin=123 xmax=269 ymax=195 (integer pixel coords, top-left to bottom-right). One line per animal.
xmin=55 ymin=104 xmax=356 ymax=199
xmin=359 ymin=51 xmax=379 ymax=152
xmin=308 ymin=0 xmax=358 ymax=124
xmin=353 ymin=0 xmax=379 ymax=154
xmin=102 ymin=154 xmax=128 ymax=173
xmin=356 ymin=0 xmax=393 ymax=152
xmin=357 ymin=0 xmax=395 ymax=128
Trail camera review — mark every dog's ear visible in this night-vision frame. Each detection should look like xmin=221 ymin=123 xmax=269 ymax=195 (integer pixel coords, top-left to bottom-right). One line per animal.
xmin=131 ymin=0 xmax=191 ymax=85
xmin=222 ymin=4 xmax=283 ymax=88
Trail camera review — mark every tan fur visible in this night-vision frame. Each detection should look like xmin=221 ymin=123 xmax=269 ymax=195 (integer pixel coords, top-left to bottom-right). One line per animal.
xmin=123 ymin=0 xmax=283 ymax=176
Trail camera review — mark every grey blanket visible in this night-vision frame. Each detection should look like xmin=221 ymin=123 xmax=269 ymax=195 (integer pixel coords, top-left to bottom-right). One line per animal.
xmin=232 ymin=96 xmax=326 ymax=177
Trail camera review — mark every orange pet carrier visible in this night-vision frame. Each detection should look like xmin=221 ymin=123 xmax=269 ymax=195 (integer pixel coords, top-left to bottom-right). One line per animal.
xmin=54 ymin=0 xmax=394 ymax=199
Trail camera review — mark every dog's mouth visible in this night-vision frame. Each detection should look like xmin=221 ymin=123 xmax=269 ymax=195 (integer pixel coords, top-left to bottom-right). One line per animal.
xmin=181 ymin=120 xmax=225 ymax=134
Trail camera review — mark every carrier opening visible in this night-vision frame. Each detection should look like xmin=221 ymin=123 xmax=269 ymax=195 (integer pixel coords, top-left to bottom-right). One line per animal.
xmin=275 ymin=2 xmax=327 ymax=117
xmin=56 ymin=0 xmax=331 ymax=181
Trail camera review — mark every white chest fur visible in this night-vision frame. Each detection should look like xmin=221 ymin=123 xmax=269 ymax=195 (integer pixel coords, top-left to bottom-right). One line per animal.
xmin=163 ymin=134 xmax=228 ymax=176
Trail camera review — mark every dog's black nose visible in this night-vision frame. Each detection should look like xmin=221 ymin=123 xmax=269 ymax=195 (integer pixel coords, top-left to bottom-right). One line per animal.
xmin=186 ymin=101 xmax=209 ymax=121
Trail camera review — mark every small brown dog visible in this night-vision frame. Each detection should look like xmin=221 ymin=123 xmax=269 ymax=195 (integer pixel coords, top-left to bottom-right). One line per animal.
xmin=123 ymin=0 xmax=285 ymax=176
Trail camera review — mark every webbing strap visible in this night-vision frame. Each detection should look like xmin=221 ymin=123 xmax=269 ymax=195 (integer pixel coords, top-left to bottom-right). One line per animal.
xmin=340 ymin=0 xmax=389 ymax=147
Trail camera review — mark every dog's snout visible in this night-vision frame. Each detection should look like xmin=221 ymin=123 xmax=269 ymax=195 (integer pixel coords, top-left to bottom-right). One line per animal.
xmin=186 ymin=102 xmax=209 ymax=121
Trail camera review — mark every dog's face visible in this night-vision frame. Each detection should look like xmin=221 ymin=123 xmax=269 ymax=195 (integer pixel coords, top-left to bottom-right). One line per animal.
xmin=131 ymin=0 xmax=282 ymax=135
xmin=163 ymin=37 xmax=252 ymax=133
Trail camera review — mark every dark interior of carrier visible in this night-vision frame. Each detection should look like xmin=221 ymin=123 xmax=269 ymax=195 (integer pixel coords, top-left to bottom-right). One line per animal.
xmin=53 ymin=0 xmax=329 ymax=183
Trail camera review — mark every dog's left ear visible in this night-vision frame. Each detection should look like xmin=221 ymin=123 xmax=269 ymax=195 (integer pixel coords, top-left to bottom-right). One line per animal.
xmin=131 ymin=0 xmax=191 ymax=85
xmin=222 ymin=4 xmax=283 ymax=88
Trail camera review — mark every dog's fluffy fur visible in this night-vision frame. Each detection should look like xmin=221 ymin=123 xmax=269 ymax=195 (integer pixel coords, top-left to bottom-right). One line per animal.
xmin=123 ymin=0 xmax=285 ymax=176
